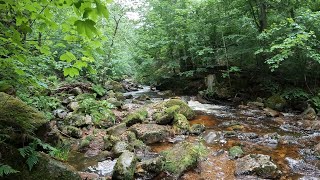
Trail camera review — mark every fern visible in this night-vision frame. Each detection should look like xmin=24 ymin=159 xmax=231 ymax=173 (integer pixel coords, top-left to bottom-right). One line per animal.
xmin=0 ymin=164 xmax=19 ymax=177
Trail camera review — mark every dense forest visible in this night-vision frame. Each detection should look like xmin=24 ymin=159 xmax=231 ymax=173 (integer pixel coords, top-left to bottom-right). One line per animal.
xmin=1 ymin=0 xmax=320 ymax=179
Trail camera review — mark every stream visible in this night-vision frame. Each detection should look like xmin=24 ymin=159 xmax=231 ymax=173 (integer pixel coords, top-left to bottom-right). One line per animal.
xmin=68 ymin=86 xmax=320 ymax=180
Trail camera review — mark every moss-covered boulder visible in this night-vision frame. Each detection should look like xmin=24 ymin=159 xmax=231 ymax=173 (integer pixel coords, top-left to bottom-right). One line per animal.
xmin=112 ymin=141 xmax=131 ymax=157
xmin=161 ymin=141 xmax=207 ymax=178
xmin=129 ymin=124 xmax=170 ymax=144
xmin=153 ymin=105 xmax=180 ymax=125
xmin=265 ymin=94 xmax=287 ymax=111
xmin=163 ymin=99 xmax=195 ymax=120
xmin=107 ymin=98 xmax=123 ymax=108
xmin=229 ymin=146 xmax=244 ymax=159
xmin=112 ymin=151 xmax=137 ymax=180
xmin=0 ymin=92 xmax=47 ymax=137
xmin=173 ymin=113 xmax=190 ymax=134
xmin=1 ymin=144 xmax=81 ymax=180
xmin=103 ymin=135 xmax=120 ymax=151
xmin=124 ymin=109 xmax=148 ymax=127
xmin=105 ymin=80 xmax=125 ymax=93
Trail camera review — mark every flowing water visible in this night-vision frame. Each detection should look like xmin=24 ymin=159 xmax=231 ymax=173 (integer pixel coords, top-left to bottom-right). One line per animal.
xmin=68 ymin=86 xmax=320 ymax=179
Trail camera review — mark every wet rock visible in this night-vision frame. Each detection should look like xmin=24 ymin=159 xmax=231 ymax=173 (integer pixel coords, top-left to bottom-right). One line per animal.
xmin=79 ymin=172 xmax=99 ymax=180
xmin=163 ymin=99 xmax=195 ymax=120
xmin=298 ymin=120 xmax=320 ymax=131
xmin=235 ymin=154 xmax=281 ymax=179
xmin=125 ymin=94 xmax=133 ymax=99
xmin=238 ymin=132 xmax=259 ymax=140
xmin=136 ymin=94 xmax=150 ymax=101
xmin=190 ymin=124 xmax=206 ymax=135
xmin=236 ymin=175 xmax=268 ymax=180
xmin=115 ymin=92 xmax=125 ymax=101
xmin=229 ymin=146 xmax=244 ymax=159
xmin=173 ymin=113 xmax=190 ymax=134
xmin=157 ymin=90 xmax=173 ymax=96
xmin=53 ymin=109 xmax=68 ymax=119
xmin=112 ymin=141 xmax=130 ymax=157
xmin=168 ymin=135 xmax=186 ymax=143
xmin=204 ymin=131 xmax=223 ymax=144
xmin=263 ymin=107 xmax=281 ymax=117
xmin=112 ymin=151 xmax=137 ymax=180
xmin=67 ymin=101 xmax=79 ymax=111
xmin=247 ymin=101 xmax=264 ymax=109
xmin=265 ymin=94 xmax=286 ymax=111
xmin=161 ymin=141 xmax=207 ymax=178
xmin=105 ymin=80 xmax=125 ymax=93
xmin=285 ymin=157 xmax=320 ymax=177
xmin=124 ymin=109 xmax=148 ymax=127
xmin=129 ymin=124 xmax=170 ymax=144
xmin=137 ymin=156 xmax=164 ymax=177
xmin=62 ymin=126 xmax=82 ymax=138
xmin=70 ymin=87 xmax=82 ymax=95
xmin=106 ymin=123 xmax=127 ymax=136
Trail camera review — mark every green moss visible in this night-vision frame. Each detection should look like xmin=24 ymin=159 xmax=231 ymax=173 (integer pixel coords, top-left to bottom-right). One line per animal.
xmin=161 ymin=142 xmax=207 ymax=177
xmin=79 ymin=139 xmax=90 ymax=149
xmin=0 ymin=92 xmax=47 ymax=135
xmin=229 ymin=146 xmax=244 ymax=159
xmin=125 ymin=109 xmax=148 ymax=127
xmin=164 ymin=99 xmax=195 ymax=120
xmin=173 ymin=114 xmax=190 ymax=134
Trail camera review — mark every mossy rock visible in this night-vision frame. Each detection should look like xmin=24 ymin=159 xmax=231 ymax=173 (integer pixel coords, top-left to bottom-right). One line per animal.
xmin=190 ymin=124 xmax=205 ymax=135
xmin=0 ymin=92 xmax=47 ymax=136
xmin=62 ymin=126 xmax=82 ymax=138
xmin=129 ymin=124 xmax=170 ymax=144
xmin=229 ymin=146 xmax=244 ymax=159
xmin=1 ymin=144 xmax=81 ymax=180
xmin=265 ymin=94 xmax=287 ymax=111
xmin=112 ymin=151 xmax=137 ymax=180
xmin=161 ymin=141 xmax=207 ymax=178
xmin=173 ymin=113 xmax=190 ymax=134
xmin=163 ymin=99 xmax=195 ymax=120
xmin=124 ymin=109 xmax=148 ymax=127
xmin=153 ymin=105 xmax=180 ymax=125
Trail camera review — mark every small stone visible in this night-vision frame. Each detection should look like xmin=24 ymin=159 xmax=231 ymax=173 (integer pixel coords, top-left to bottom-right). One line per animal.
xmin=264 ymin=107 xmax=281 ymax=117
xmin=229 ymin=146 xmax=244 ymax=159
xmin=70 ymin=87 xmax=83 ymax=95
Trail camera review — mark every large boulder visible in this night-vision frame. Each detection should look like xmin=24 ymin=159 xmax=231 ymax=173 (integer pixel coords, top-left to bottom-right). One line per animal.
xmin=1 ymin=144 xmax=81 ymax=180
xmin=235 ymin=154 xmax=281 ymax=179
xmin=0 ymin=92 xmax=47 ymax=137
xmin=153 ymin=105 xmax=179 ymax=125
xmin=112 ymin=151 xmax=137 ymax=180
xmin=129 ymin=124 xmax=170 ymax=144
xmin=112 ymin=141 xmax=130 ymax=157
xmin=65 ymin=113 xmax=92 ymax=127
xmin=161 ymin=141 xmax=207 ymax=178
xmin=105 ymin=80 xmax=125 ymax=93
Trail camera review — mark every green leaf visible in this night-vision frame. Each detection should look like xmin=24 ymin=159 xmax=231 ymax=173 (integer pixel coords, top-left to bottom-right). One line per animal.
xmin=74 ymin=19 xmax=98 ymax=39
xmin=95 ymin=0 xmax=109 ymax=19
xmin=73 ymin=61 xmax=88 ymax=69
xmin=63 ymin=67 xmax=79 ymax=77
xmin=60 ymin=51 xmax=77 ymax=63
xmin=15 ymin=69 xmax=25 ymax=75
xmin=0 ymin=165 xmax=19 ymax=177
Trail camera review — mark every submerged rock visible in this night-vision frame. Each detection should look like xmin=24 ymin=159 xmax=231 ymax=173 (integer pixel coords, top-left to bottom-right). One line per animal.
xmin=235 ymin=154 xmax=281 ymax=179
xmin=129 ymin=124 xmax=170 ymax=144
xmin=161 ymin=141 xmax=207 ymax=178
xmin=87 ymin=159 xmax=117 ymax=177
xmin=112 ymin=151 xmax=137 ymax=180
